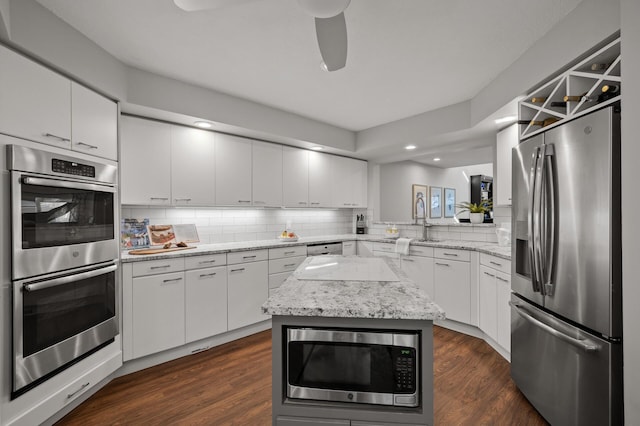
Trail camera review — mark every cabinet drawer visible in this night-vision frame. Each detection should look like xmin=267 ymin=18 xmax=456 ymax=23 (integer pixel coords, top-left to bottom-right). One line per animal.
xmin=132 ymin=258 xmax=184 ymax=277
xmin=269 ymin=245 xmax=307 ymax=259
xmin=184 ymin=253 xmax=227 ymax=270
xmin=480 ymin=253 xmax=511 ymax=275
xmin=434 ymin=247 xmax=470 ymax=262
xmin=408 ymin=245 xmax=434 ymax=257
xmin=373 ymin=242 xmax=395 ymax=253
xmin=269 ymin=256 xmax=306 ymax=274
xmin=269 ymin=271 xmax=292 ymax=289
xmin=227 ymin=249 xmax=269 ymax=265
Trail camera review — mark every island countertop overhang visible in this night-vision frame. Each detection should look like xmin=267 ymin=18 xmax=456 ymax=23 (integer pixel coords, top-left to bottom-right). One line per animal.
xmin=262 ymin=255 xmax=445 ymax=321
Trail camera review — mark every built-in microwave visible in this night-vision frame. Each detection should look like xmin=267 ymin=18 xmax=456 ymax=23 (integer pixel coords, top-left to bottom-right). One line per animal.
xmin=286 ymin=327 xmax=420 ymax=407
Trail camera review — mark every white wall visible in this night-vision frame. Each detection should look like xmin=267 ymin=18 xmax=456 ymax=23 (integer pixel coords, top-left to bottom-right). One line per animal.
xmin=379 ymin=161 xmax=492 ymax=223
xmin=621 ymin=0 xmax=640 ymax=422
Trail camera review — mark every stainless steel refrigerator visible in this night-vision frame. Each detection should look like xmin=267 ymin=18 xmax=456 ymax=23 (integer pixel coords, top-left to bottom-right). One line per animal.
xmin=511 ymin=105 xmax=623 ymax=425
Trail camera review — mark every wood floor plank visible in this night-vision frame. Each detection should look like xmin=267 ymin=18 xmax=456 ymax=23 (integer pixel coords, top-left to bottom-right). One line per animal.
xmin=56 ymin=326 xmax=547 ymax=425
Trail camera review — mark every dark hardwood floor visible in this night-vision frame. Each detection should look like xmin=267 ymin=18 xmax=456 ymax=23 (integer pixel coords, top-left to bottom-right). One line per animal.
xmin=56 ymin=326 xmax=547 ymax=425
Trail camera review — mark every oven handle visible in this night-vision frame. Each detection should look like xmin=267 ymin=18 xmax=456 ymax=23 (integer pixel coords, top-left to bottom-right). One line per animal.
xmin=21 ymin=175 xmax=116 ymax=193
xmin=23 ymin=264 xmax=118 ymax=292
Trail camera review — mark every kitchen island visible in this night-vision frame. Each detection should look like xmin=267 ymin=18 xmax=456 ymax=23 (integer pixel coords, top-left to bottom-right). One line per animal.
xmin=262 ymin=255 xmax=445 ymax=426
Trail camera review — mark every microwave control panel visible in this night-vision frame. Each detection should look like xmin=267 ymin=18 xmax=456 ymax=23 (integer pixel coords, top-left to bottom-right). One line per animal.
xmin=52 ymin=158 xmax=96 ymax=178
xmin=394 ymin=348 xmax=416 ymax=393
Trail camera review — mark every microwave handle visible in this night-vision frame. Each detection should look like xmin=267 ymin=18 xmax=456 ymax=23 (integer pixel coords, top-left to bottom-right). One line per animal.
xmin=21 ymin=175 xmax=116 ymax=193
xmin=23 ymin=264 xmax=118 ymax=292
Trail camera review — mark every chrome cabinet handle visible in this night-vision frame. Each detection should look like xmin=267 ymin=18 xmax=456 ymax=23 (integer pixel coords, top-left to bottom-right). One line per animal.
xmin=43 ymin=132 xmax=70 ymax=142
xmin=242 ymin=255 xmax=256 ymax=259
xmin=483 ymin=271 xmax=495 ymax=277
xmin=238 ymin=200 xmax=251 ymax=203
xmin=496 ymin=276 xmax=509 ymax=283
xmin=162 ymin=278 xmax=182 ymax=283
xmin=174 ymin=198 xmax=192 ymax=202
xmin=489 ymin=261 xmax=502 ymax=267
xmin=67 ymin=382 xmax=90 ymax=399
xmin=254 ymin=200 xmax=266 ymax=204
xmin=230 ymin=267 xmax=245 ymax=272
xmin=150 ymin=197 xmax=169 ymax=201
xmin=443 ymin=252 xmax=458 ymax=257
xmin=402 ymin=258 xmax=415 ymax=262
xmin=284 ymin=263 xmax=296 ymax=267
xmin=199 ymin=272 xmax=217 ymax=278
xmin=284 ymin=251 xmax=295 ymax=255
xmin=298 ymin=201 xmax=307 ymax=205
xmin=150 ymin=265 xmax=171 ymax=270
xmin=75 ymin=141 xmax=98 ymax=149
xmin=310 ymin=202 xmax=320 ymax=205
xmin=435 ymin=262 xmax=450 ymax=267
xmin=199 ymin=260 xmax=217 ymax=264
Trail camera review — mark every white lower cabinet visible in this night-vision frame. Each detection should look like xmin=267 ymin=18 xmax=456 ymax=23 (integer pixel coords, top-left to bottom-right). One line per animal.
xmin=185 ymin=265 xmax=228 ymax=343
xmin=401 ymin=253 xmax=434 ymax=299
xmin=131 ymin=271 xmax=186 ymax=358
xmin=433 ymin=252 xmax=471 ymax=324
xmin=479 ymin=253 xmax=512 ymax=352
xmin=479 ymin=265 xmax=498 ymax=342
xmin=227 ymin=249 xmax=270 ymax=330
xmin=356 ymin=241 xmax=373 ymax=256
xmin=342 ymin=240 xmax=357 ymax=255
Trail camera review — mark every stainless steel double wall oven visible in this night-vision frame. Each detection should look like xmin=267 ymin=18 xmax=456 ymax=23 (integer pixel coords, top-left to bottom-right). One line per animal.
xmin=8 ymin=145 xmax=119 ymax=396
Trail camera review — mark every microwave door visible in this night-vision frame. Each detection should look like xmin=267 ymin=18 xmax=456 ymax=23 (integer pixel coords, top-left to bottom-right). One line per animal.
xmin=512 ymin=134 xmax=544 ymax=307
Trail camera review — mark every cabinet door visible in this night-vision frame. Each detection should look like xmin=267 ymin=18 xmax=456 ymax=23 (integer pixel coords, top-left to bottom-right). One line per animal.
xmin=185 ymin=266 xmax=227 ymax=342
xmin=342 ymin=241 xmax=357 ymax=255
xmin=253 ymin=141 xmax=283 ymax=207
xmin=331 ymin=155 xmax=353 ymax=207
xmin=434 ymin=258 xmax=470 ymax=323
xmin=479 ymin=265 xmax=498 ymax=341
xmin=283 ymin=147 xmax=309 ymax=207
xmin=0 ymin=45 xmax=71 ymax=148
xmin=71 ymin=82 xmax=118 ymax=160
xmin=120 ymin=116 xmax=172 ymax=205
xmin=357 ymin=241 xmax=374 ymax=256
xmin=215 ymin=133 xmax=252 ymax=206
xmin=496 ymin=270 xmax=512 ymax=352
xmin=227 ymin=260 xmax=269 ymax=330
xmin=171 ymin=125 xmax=215 ymax=205
xmin=132 ymin=272 xmax=185 ymax=358
xmin=402 ymin=255 xmax=434 ymax=299
xmin=496 ymin=123 xmax=518 ymax=206
xmin=308 ymin=151 xmax=332 ymax=207
xmin=352 ymin=158 xmax=368 ymax=207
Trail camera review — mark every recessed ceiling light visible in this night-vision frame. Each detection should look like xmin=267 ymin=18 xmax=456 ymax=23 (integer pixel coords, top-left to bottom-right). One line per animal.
xmin=194 ymin=121 xmax=213 ymax=128
xmin=311 ymin=146 xmax=324 ymax=151
xmin=433 ymin=157 xmax=441 ymax=162
xmin=495 ymin=116 xmax=517 ymax=124
xmin=405 ymin=145 xmax=416 ymax=150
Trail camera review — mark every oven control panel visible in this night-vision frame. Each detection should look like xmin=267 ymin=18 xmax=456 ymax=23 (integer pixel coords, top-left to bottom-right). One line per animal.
xmin=52 ymin=158 xmax=96 ymax=178
xmin=394 ymin=348 xmax=416 ymax=393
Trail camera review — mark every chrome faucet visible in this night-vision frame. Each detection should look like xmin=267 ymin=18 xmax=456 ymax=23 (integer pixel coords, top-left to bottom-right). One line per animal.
xmin=422 ymin=222 xmax=433 ymax=241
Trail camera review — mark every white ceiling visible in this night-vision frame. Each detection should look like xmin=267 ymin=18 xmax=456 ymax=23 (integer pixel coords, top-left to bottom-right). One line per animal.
xmin=36 ymin=0 xmax=582 ymax=166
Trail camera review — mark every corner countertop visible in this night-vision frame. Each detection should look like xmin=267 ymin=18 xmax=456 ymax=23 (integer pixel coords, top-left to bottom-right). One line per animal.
xmin=261 ymin=255 xmax=446 ymax=321
xmin=120 ymin=234 xmax=511 ymax=263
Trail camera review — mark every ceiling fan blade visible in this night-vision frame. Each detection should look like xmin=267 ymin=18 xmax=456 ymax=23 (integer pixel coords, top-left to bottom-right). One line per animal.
xmin=173 ymin=0 xmax=257 ymax=12
xmin=315 ymin=12 xmax=348 ymax=71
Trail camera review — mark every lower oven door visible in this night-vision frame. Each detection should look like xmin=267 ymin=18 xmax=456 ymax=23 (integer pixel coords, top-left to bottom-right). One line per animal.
xmin=13 ymin=262 xmax=119 ymax=395
xmin=287 ymin=328 xmax=419 ymax=407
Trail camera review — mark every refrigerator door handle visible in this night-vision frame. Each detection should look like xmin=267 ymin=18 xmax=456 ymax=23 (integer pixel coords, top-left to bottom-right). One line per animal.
xmin=510 ymin=301 xmax=600 ymax=352
xmin=528 ymin=147 xmax=542 ymax=293
xmin=542 ymin=144 xmax=556 ymax=296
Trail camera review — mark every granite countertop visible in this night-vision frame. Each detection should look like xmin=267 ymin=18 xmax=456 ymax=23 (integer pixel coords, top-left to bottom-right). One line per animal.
xmin=120 ymin=234 xmax=511 ymax=262
xmin=261 ymin=256 xmax=446 ymax=321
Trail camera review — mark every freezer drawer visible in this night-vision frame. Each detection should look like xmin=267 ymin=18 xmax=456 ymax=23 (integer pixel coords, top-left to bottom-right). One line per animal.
xmin=510 ymin=295 xmax=622 ymax=426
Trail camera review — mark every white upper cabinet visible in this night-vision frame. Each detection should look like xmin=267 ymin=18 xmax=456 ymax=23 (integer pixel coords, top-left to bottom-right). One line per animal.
xmin=71 ymin=82 xmax=117 ymax=160
xmin=171 ymin=125 xmax=215 ymax=206
xmin=0 ymin=44 xmax=71 ymax=148
xmin=331 ymin=156 xmax=368 ymax=208
xmin=496 ymin=124 xmax=518 ymax=206
xmin=252 ymin=141 xmax=283 ymax=207
xmin=308 ymin=150 xmax=332 ymax=207
xmin=215 ymin=133 xmax=252 ymax=206
xmin=283 ymin=147 xmax=309 ymax=207
xmin=120 ymin=116 xmax=172 ymax=205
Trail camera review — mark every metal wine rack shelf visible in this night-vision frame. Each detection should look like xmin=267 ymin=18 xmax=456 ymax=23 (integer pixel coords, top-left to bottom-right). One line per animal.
xmin=518 ymin=37 xmax=620 ymax=140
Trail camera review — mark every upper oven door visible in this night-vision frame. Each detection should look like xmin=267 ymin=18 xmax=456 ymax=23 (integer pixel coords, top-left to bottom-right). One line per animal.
xmin=11 ymin=172 xmax=118 ymax=279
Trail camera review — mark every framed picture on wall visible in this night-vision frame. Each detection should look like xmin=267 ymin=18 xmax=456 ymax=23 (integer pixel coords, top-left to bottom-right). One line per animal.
xmin=444 ymin=188 xmax=456 ymax=218
xmin=430 ymin=186 xmax=442 ymax=218
xmin=412 ymin=184 xmax=428 ymax=220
